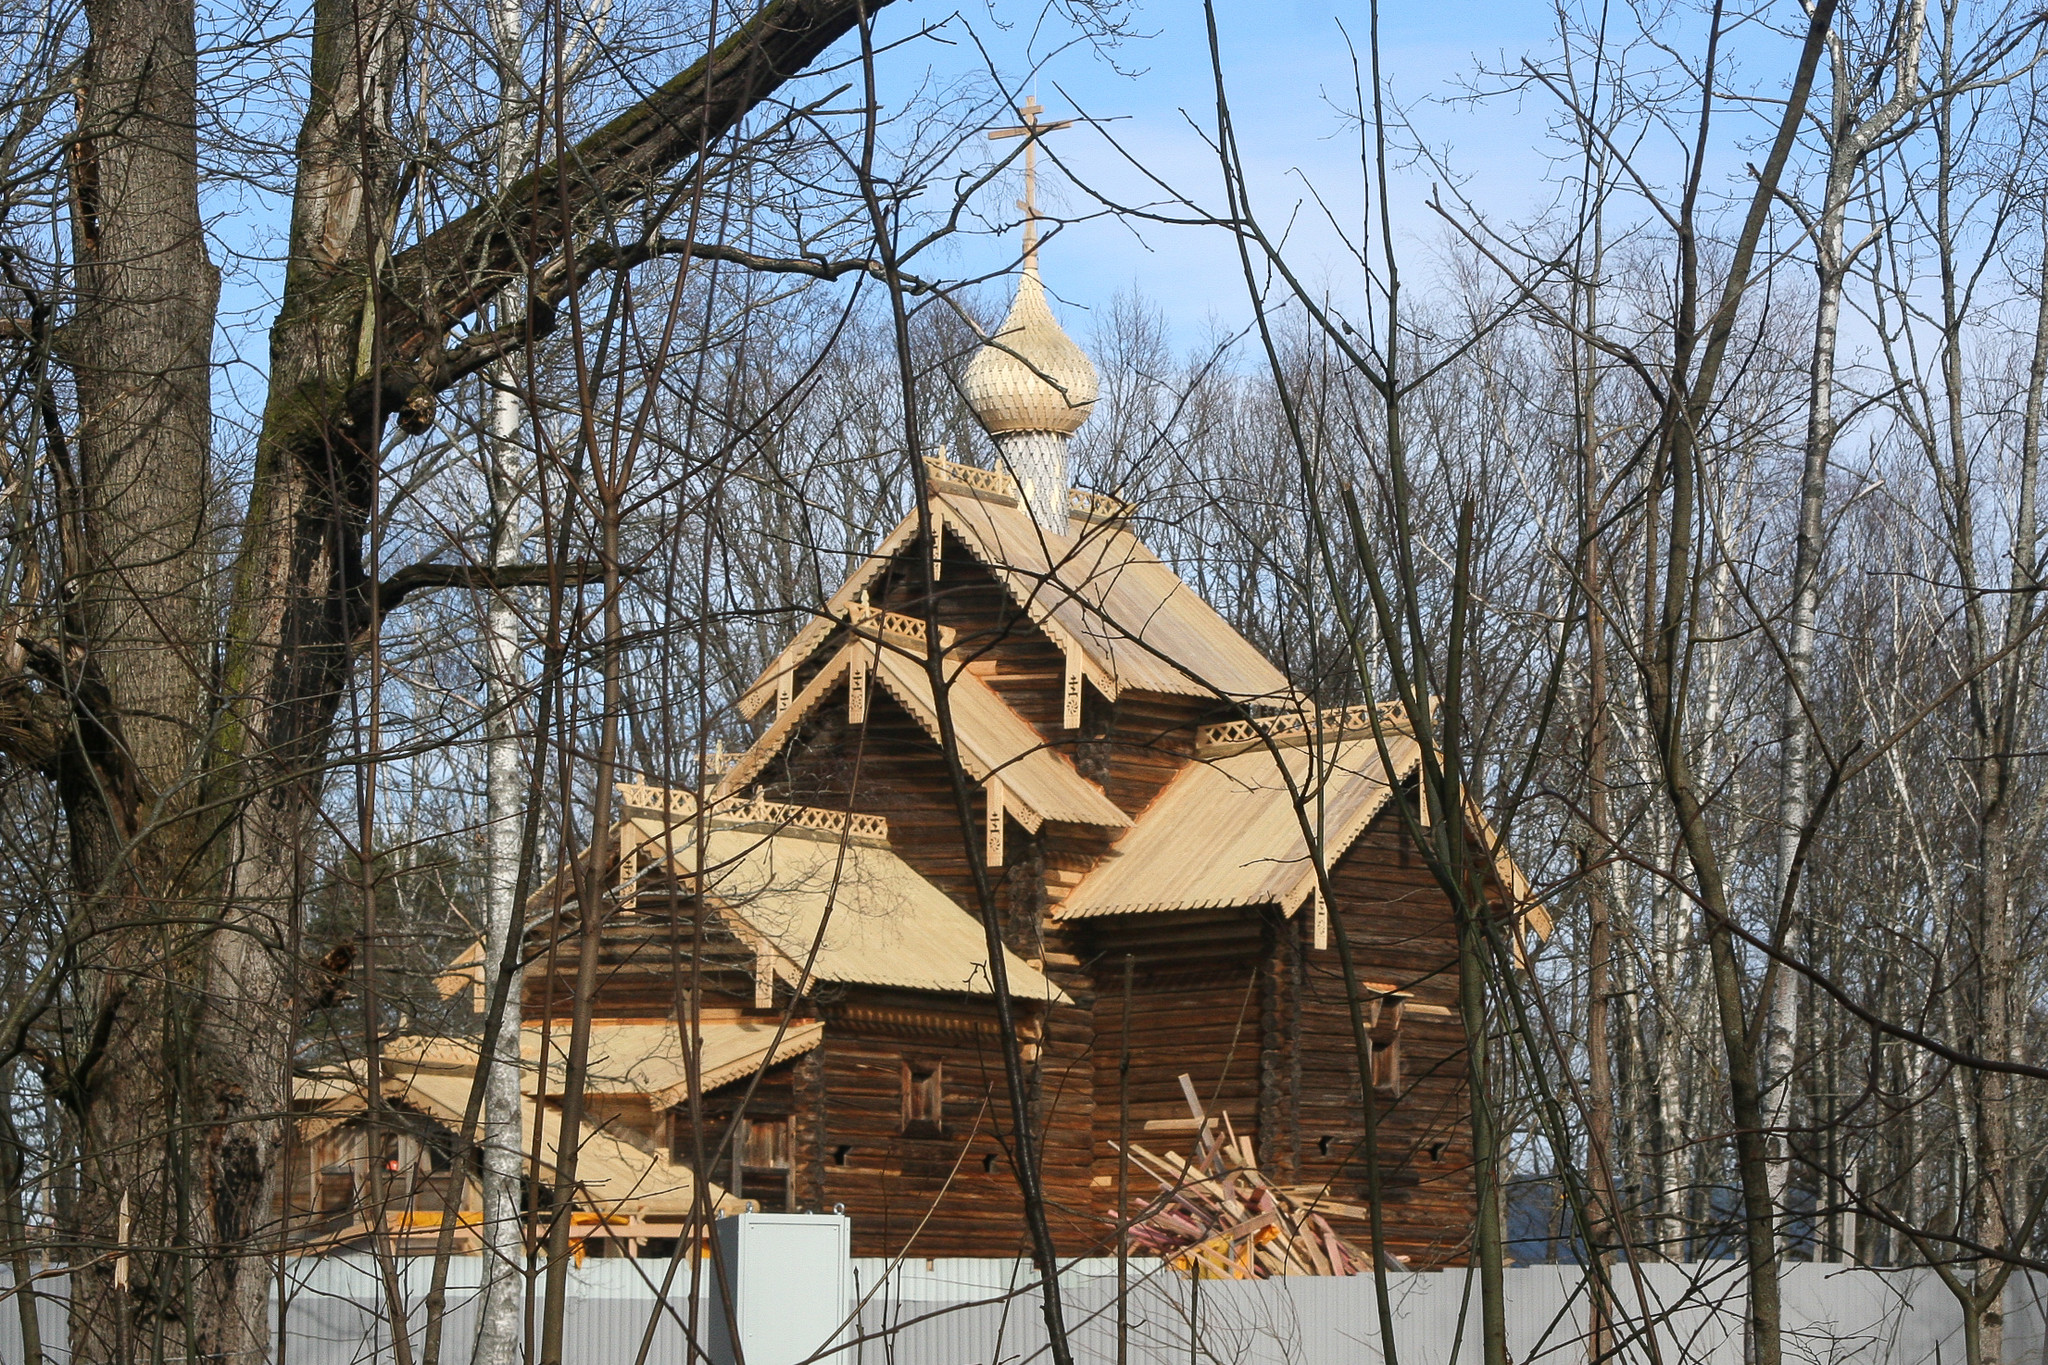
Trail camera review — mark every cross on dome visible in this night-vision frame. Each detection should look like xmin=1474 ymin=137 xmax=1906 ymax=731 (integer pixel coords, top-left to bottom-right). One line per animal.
xmin=987 ymin=97 xmax=1074 ymax=280
xmin=961 ymin=99 xmax=1098 ymax=537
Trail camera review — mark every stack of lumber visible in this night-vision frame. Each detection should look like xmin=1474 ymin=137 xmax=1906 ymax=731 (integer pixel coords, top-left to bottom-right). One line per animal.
xmin=1115 ymin=1075 xmax=1374 ymax=1278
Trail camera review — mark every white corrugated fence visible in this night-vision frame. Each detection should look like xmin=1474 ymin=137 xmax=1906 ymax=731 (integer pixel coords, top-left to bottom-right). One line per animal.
xmin=5 ymin=1256 xmax=2045 ymax=1364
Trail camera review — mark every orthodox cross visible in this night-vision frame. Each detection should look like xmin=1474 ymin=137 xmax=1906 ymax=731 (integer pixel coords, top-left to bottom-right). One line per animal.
xmin=988 ymin=98 xmax=1074 ymax=276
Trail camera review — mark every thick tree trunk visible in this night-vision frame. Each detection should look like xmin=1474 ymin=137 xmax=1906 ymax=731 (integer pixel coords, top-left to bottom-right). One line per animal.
xmin=60 ymin=0 xmax=236 ymax=1353
xmin=46 ymin=0 xmax=888 ymax=1359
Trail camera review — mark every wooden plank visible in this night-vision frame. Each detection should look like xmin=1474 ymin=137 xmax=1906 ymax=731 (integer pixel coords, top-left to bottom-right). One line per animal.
xmin=985 ymin=778 xmax=1004 ymax=868
xmin=847 ymin=646 xmax=869 ymax=723
xmin=1144 ymin=1117 xmax=1205 ymax=1133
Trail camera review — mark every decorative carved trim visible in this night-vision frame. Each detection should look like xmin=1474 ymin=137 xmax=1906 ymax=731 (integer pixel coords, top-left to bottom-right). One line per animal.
xmin=829 ymin=1003 xmax=1042 ymax=1043
xmin=847 ymin=646 xmax=869 ymax=723
xmin=1067 ymin=486 xmax=1135 ymax=523
xmin=846 ymin=598 xmax=955 ymax=651
xmin=922 ymin=454 xmax=1135 ymax=522
xmin=985 ymin=779 xmax=1005 ymax=868
xmin=924 ymin=453 xmax=1018 ymax=502
xmin=615 ymin=784 xmax=889 ymax=844
xmin=1062 ymin=647 xmax=1083 ymax=730
xmin=1196 ymin=700 xmax=1417 ymax=758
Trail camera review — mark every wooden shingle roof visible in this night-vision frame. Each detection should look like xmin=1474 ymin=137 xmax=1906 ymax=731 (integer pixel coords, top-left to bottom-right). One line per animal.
xmin=1057 ymin=731 xmax=1421 ymax=920
xmin=864 ymin=648 xmax=1129 ymax=829
xmin=385 ymin=1019 xmax=827 ymax=1107
xmin=292 ymin=1059 xmax=742 ymax=1219
xmin=737 ymin=465 xmax=1293 ymax=719
xmin=720 ymin=639 xmax=1128 ymax=831
xmin=628 ymin=814 xmax=1071 ymax=1004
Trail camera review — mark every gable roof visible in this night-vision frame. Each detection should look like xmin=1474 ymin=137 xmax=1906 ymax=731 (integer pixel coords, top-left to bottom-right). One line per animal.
xmin=385 ymin=1019 xmax=827 ymax=1108
xmin=1057 ymin=730 xmax=1422 ymax=920
xmin=398 ymin=1070 xmax=714 ymax=1216
xmin=531 ymin=1020 xmax=827 ymax=1102
xmin=293 ymin=1061 xmax=739 ymax=1219
xmin=737 ymin=463 xmax=1294 ymax=719
xmin=719 ymin=639 xmax=1128 ymax=832
xmin=621 ymin=813 xmax=1071 ymax=1005
xmin=865 ymin=649 xmax=1129 ymax=829
xmin=1057 ymin=717 xmax=1553 ymax=937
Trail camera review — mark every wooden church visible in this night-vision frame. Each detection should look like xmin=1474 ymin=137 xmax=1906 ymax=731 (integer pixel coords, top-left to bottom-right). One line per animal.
xmin=497 ymin=219 xmax=1548 ymax=1264
xmin=287 ymin=181 xmax=1544 ymax=1269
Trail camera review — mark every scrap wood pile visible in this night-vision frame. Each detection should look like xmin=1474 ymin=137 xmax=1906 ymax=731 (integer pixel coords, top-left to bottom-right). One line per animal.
xmin=1115 ymin=1074 xmax=1375 ymax=1279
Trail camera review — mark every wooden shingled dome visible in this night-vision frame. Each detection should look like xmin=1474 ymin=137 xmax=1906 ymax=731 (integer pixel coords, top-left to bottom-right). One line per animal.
xmin=960 ymin=271 xmax=1098 ymax=436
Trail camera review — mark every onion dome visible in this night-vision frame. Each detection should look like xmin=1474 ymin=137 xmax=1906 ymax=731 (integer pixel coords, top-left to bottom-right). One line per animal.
xmin=961 ymin=270 xmax=1098 ymax=437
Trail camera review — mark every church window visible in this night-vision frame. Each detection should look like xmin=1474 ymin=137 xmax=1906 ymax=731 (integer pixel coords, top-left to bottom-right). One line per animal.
xmin=1372 ymin=1033 xmax=1402 ymax=1093
xmin=316 ymin=1164 xmax=355 ymax=1213
xmin=901 ymin=1058 xmax=944 ymax=1137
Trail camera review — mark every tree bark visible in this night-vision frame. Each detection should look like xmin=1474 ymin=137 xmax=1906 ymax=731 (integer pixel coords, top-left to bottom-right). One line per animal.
xmin=59 ymin=0 xmax=236 ymax=1350
xmin=473 ymin=369 xmax=529 ymax=1365
xmin=48 ymin=0 xmax=890 ymax=1359
xmin=473 ymin=1 xmax=535 ymax=1354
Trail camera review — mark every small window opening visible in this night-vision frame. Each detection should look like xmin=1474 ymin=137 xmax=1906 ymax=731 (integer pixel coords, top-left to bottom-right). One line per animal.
xmin=1429 ymin=1141 xmax=1448 ymax=1163
xmin=315 ymin=1165 xmax=355 ymax=1214
xmin=425 ymin=1130 xmax=456 ymax=1173
xmin=981 ymin=1152 xmax=999 ymax=1174
xmin=833 ymin=1145 xmax=852 ymax=1167
xmin=1317 ymin=1135 xmax=1334 ymax=1158
xmin=1371 ymin=1029 xmax=1403 ymax=1094
xmin=901 ymin=1058 xmax=945 ymax=1138
xmin=731 ymin=1116 xmax=794 ymax=1213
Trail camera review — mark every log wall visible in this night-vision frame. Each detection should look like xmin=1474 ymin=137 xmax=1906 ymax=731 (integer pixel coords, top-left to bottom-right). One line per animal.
xmin=1066 ymin=802 xmax=1481 ymax=1269
xmin=1292 ymin=806 xmax=1476 ymax=1266
xmin=681 ymin=989 xmax=1106 ymax=1259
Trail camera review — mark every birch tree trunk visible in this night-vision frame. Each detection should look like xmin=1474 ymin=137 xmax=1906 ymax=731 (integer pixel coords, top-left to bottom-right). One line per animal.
xmin=473 ymin=2 xmax=534 ymax=1355
xmin=1764 ymin=0 xmax=1925 ymax=1245
xmin=474 ymin=371 xmax=529 ymax=1365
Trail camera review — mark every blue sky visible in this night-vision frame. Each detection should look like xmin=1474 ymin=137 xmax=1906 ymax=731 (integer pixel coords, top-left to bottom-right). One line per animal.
xmin=208 ymin=0 xmax=1786 ymax=425
xmin=912 ymin=0 xmax=1580 ymax=339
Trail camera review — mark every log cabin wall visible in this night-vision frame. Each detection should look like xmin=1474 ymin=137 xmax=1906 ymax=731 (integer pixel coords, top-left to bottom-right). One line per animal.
xmin=730 ymin=989 xmax=1108 ymax=1258
xmin=762 ymin=682 xmax=984 ymax=912
xmin=522 ymin=895 xmax=756 ymax=1020
xmin=1070 ymin=802 xmax=1482 ymax=1269
xmin=677 ymin=1059 xmax=805 ymax=1213
xmin=1072 ymin=908 xmax=1273 ymax=1199
xmin=1292 ymin=804 xmax=1476 ymax=1266
xmin=282 ymin=1109 xmax=470 ymax=1248
xmin=1079 ymin=688 xmax=1221 ymax=821
xmin=755 ymin=679 xmax=1109 ymax=1228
